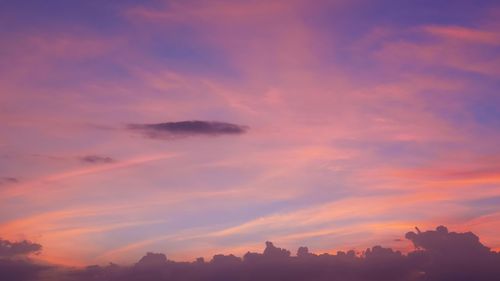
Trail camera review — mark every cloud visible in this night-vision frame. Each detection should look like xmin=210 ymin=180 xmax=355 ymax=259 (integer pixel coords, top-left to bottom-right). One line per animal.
xmin=135 ymin=252 xmax=168 ymax=268
xmin=404 ymin=226 xmax=500 ymax=280
xmin=373 ymin=22 xmax=500 ymax=77
xmin=405 ymin=225 xmax=491 ymax=254
xmin=0 ymin=238 xmax=41 ymax=258
xmin=0 ymin=259 xmax=49 ymax=281
xmin=127 ymin=120 xmax=248 ymax=139
xmin=422 ymin=25 xmax=500 ymax=45
xmin=0 ymin=177 xmax=18 ymax=185
xmin=80 ymin=155 xmax=115 ymax=164
xmin=0 ymin=239 xmax=49 ymax=280
xmin=3 ymin=226 xmax=497 ymax=281
xmin=0 ymin=239 xmax=48 ymax=281
xmin=1 ymin=227 xmax=499 ymax=280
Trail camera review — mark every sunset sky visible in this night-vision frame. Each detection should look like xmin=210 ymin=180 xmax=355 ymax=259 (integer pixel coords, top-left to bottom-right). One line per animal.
xmin=1 ymin=0 xmax=500 ymax=266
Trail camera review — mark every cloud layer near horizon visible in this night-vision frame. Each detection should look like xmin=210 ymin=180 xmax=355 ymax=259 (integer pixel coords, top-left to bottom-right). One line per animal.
xmin=1 ymin=226 xmax=500 ymax=281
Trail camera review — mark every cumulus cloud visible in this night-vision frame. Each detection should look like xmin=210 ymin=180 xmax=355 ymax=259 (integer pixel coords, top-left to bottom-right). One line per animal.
xmin=0 ymin=238 xmax=41 ymax=258
xmin=79 ymin=155 xmax=115 ymax=164
xmin=136 ymin=252 xmax=168 ymax=268
xmin=1 ymin=226 xmax=500 ymax=281
xmin=0 ymin=239 xmax=46 ymax=281
xmin=405 ymin=225 xmax=499 ymax=281
xmin=0 ymin=259 xmax=49 ymax=281
xmin=127 ymin=120 xmax=248 ymax=139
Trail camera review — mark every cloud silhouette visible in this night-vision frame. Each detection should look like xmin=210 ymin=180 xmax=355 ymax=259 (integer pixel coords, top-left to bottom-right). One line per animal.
xmin=136 ymin=252 xmax=168 ymax=268
xmin=127 ymin=121 xmax=248 ymax=139
xmin=0 ymin=239 xmax=46 ymax=281
xmin=0 ymin=238 xmax=41 ymax=258
xmin=80 ymin=155 xmax=115 ymax=164
xmin=405 ymin=225 xmax=500 ymax=281
xmin=1 ymin=226 xmax=500 ymax=281
xmin=0 ymin=259 xmax=49 ymax=281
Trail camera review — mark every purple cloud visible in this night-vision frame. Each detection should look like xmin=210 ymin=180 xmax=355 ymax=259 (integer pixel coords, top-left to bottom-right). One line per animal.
xmin=0 ymin=238 xmax=41 ymax=258
xmin=80 ymin=155 xmax=115 ymax=164
xmin=2 ymin=226 xmax=500 ymax=281
xmin=127 ymin=121 xmax=248 ymax=139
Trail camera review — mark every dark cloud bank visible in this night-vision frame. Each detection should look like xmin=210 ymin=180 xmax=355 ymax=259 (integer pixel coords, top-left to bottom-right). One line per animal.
xmin=127 ymin=121 xmax=248 ymax=139
xmin=0 ymin=239 xmax=46 ymax=281
xmin=2 ymin=226 xmax=500 ymax=281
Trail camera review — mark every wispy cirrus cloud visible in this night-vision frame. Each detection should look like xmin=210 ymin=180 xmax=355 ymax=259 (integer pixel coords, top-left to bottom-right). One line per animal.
xmin=422 ymin=25 xmax=500 ymax=45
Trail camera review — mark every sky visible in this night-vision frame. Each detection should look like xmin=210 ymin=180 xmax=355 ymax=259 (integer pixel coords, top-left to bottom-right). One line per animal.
xmin=1 ymin=0 xmax=500 ymax=267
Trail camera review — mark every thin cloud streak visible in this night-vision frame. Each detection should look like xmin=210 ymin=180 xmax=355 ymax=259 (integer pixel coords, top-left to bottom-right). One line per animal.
xmin=127 ymin=120 xmax=248 ymax=139
xmin=0 ymin=153 xmax=177 ymax=198
xmin=79 ymin=155 xmax=115 ymax=164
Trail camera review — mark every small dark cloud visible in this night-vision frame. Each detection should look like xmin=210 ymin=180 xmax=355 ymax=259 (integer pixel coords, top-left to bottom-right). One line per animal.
xmin=80 ymin=155 xmax=115 ymax=164
xmin=0 ymin=238 xmax=41 ymax=258
xmin=127 ymin=120 xmax=248 ymax=139
xmin=0 ymin=177 xmax=19 ymax=185
xmin=31 ymin=154 xmax=115 ymax=165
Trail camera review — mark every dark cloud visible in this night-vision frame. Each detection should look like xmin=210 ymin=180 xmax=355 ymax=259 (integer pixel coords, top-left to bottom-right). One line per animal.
xmin=0 ymin=177 xmax=18 ymax=185
xmin=2 ymin=226 xmax=500 ymax=281
xmin=0 ymin=259 xmax=50 ymax=281
xmin=405 ymin=225 xmax=500 ymax=281
xmin=0 ymin=239 xmax=47 ymax=281
xmin=31 ymin=154 xmax=115 ymax=165
xmin=0 ymin=238 xmax=41 ymax=258
xmin=127 ymin=121 xmax=248 ymax=139
xmin=136 ymin=252 xmax=168 ymax=268
xmin=80 ymin=155 xmax=114 ymax=164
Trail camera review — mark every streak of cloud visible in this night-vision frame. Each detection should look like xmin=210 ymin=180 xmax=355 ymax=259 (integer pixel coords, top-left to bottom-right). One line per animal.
xmin=79 ymin=155 xmax=114 ymax=164
xmin=127 ymin=121 xmax=248 ymax=139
